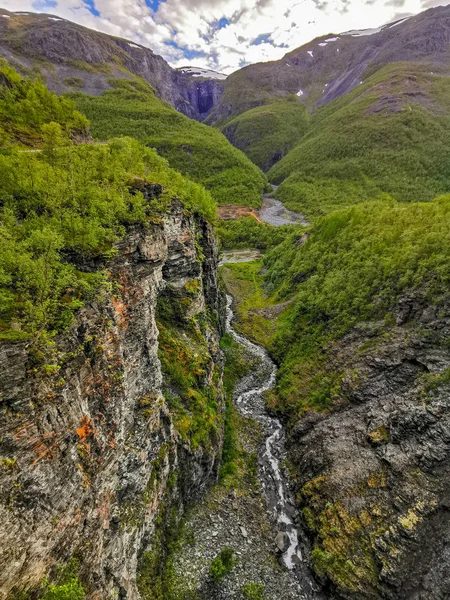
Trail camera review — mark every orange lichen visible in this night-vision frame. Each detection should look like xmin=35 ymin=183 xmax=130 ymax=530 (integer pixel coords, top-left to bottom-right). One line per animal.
xmin=76 ymin=416 xmax=94 ymax=441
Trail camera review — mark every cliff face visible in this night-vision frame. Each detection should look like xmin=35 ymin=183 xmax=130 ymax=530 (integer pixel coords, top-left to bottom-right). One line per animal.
xmin=288 ymin=294 xmax=450 ymax=599
xmin=0 ymin=198 xmax=225 ymax=599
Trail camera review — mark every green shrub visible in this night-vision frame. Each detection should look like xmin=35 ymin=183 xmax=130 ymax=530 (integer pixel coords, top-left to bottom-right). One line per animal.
xmin=0 ymin=59 xmax=89 ymax=146
xmin=216 ymin=218 xmax=300 ymax=251
xmin=41 ymin=559 xmax=85 ymax=600
xmin=63 ymin=77 xmax=84 ymax=89
xmin=209 ymin=547 xmax=236 ymax=582
xmin=242 ymin=582 xmax=265 ymax=600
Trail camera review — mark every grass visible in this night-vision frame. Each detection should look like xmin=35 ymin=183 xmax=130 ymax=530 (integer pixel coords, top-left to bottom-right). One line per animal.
xmin=220 ymin=261 xmax=276 ymax=346
xmin=71 ymin=77 xmax=266 ymax=207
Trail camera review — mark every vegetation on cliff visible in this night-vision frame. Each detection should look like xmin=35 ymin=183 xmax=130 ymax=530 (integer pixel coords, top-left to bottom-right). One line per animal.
xmin=0 ymin=58 xmax=89 ymax=146
xmin=72 ymin=77 xmax=266 ymax=206
xmin=0 ymin=131 xmax=216 ymax=339
xmin=263 ymin=195 xmax=450 ymax=412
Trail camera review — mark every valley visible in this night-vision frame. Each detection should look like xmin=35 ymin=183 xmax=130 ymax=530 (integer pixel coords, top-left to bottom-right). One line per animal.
xmin=2 ymin=4 xmax=450 ymax=600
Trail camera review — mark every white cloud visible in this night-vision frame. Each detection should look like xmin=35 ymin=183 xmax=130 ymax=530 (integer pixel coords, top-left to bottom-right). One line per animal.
xmin=0 ymin=0 xmax=447 ymax=73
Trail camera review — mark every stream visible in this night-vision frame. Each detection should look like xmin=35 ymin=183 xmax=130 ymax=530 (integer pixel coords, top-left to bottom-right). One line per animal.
xmin=225 ymin=295 xmax=323 ymax=598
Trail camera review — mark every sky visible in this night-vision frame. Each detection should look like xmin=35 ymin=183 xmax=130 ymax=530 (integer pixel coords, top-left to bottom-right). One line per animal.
xmin=0 ymin=0 xmax=448 ymax=74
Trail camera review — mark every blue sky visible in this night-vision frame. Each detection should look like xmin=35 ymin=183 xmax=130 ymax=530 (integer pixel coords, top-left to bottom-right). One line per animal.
xmin=1 ymin=0 xmax=448 ymax=73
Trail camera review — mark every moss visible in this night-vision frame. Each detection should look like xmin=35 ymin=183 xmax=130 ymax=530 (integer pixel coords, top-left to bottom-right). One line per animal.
xmin=368 ymin=425 xmax=389 ymax=445
xmin=209 ymin=547 xmax=236 ymax=582
xmin=0 ymin=457 xmax=18 ymax=471
xmin=242 ymin=582 xmax=265 ymax=599
xmin=311 ymin=549 xmax=365 ymax=593
xmin=156 ymin=294 xmax=222 ymax=451
xmin=64 ymin=59 xmax=112 ymax=75
xmin=0 ymin=329 xmax=32 ymax=341
xmin=63 ymin=77 xmax=84 ymax=89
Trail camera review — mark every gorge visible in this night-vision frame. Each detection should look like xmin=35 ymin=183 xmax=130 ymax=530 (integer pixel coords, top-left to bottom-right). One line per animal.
xmin=2 ymin=4 xmax=450 ymax=600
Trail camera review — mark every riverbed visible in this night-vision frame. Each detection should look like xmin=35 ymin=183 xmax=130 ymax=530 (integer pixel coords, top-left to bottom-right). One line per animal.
xmin=259 ymin=188 xmax=309 ymax=227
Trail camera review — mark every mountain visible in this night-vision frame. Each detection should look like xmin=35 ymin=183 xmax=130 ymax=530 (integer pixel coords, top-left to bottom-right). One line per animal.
xmin=204 ymin=6 xmax=450 ymax=186
xmin=0 ymin=10 xmax=265 ymax=207
xmin=0 ymin=8 xmax=223 ymax=121
xmin=209 ymin=6 xmax=450 ymax=124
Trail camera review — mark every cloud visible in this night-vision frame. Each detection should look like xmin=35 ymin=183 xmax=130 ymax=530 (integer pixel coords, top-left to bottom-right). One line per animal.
xmin=0 ymin=0 xmax=449 ymax=73
xmin=385 ymin=0 xmax=406 ymax=7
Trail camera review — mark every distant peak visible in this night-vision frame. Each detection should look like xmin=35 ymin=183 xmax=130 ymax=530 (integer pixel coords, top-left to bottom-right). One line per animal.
xmin=178 ymin=66 xmax=227 ymax=81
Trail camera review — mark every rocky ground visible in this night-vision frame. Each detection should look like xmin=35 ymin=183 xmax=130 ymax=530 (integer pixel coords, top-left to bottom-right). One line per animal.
xmin=169 ymin=413 xmax=317 ymax=600
xmin=168 ymin=304 xmax=323 ymax=600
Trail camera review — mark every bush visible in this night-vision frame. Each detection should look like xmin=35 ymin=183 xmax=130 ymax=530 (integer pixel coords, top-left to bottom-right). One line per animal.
xmin=242 ymin=582 xmax=265 ymax=600
xmin=0 ymin=59 xmax=89 ymax=146
xmin=209 ymin=547 xmax=236 ymax=582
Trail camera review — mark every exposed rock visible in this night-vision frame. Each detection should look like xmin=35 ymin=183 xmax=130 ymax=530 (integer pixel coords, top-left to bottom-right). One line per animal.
xmin=0 ymin=8 xmax=223 ymax=121
xmin=0 ymin=200 xmax=225 ymax=599
xmin=275 ymin=532 xmax=290 ymax=553
xmin=288 ymin=294 xmax=450 ymax=599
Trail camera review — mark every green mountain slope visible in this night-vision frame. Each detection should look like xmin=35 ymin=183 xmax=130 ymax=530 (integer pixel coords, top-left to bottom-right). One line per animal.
xmin=220 ymin=97 xmax=309 ymax=172
xmin=0 ymin=58 xmax=89 ymax=145
xmin=72 ymin=78 xmax=266 ymax=207
xmin=268 ymin=63 xmax=450 ymax=218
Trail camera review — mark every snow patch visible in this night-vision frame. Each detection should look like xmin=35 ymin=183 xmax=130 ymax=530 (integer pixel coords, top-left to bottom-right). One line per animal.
xmin=325 ymin=36 xmax=339 ymax=42
xmin=337 ymin=48 xmax=340 ymax=53
xmin=390 ymin=17 xmax=410 ymax=28
xmin=342 ymin=26 xmax=383 ymax=37
xmin=286 ymin=63 xmax=291 ymax=67
xmin=307 ymin=50 xmax=314 ymax=58
xmin=297 ymin=89 xmax=304 ymax=97
xmin=48 ymin=17 xmax=63 ymax=21
xmin=2 ymin=15 xmax=10 ymax=18
xmin=16 ymin=12 xmax=30 ymax=15
xmin=128 ymin=43 xmax=142 ymax=49
xmin=318 ymin=42 xmax=327 ymax=47
xmin=178 ymin=66 xmax=227 ymax=80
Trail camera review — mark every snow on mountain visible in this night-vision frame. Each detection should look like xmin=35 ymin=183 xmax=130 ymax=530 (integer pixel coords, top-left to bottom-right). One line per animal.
xmin=178 ymin=67 xmax=227 ymax=81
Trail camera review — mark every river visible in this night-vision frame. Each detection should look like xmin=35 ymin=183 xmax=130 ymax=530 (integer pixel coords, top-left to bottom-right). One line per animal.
xmin=225 ymin=295 xmax=324 ymax=599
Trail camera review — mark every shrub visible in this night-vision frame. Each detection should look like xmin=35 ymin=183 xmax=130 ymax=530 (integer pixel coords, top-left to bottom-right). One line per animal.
xmin=242 ymin=582 xmax=265 ymax=600
xmin=209 ymin=547 xmax=236 ymax=582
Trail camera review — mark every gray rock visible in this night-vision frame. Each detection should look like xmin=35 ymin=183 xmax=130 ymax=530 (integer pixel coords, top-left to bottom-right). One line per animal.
xmin=275 ymin=532 xmax=290 ymax=553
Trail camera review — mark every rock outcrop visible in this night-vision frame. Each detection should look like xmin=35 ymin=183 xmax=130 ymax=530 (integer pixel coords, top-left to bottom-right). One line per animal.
xmin=0 ymin=195 xmax=225 ymax=599
xmin=288 ymin=294 xmax=450 ymax=599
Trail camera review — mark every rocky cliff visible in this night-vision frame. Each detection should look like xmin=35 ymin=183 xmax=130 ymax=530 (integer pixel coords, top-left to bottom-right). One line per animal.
xmin=0 ymin=194 xmax=225 ymax=599
xmin=288 ymin=294 xmax=450 ymax=599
